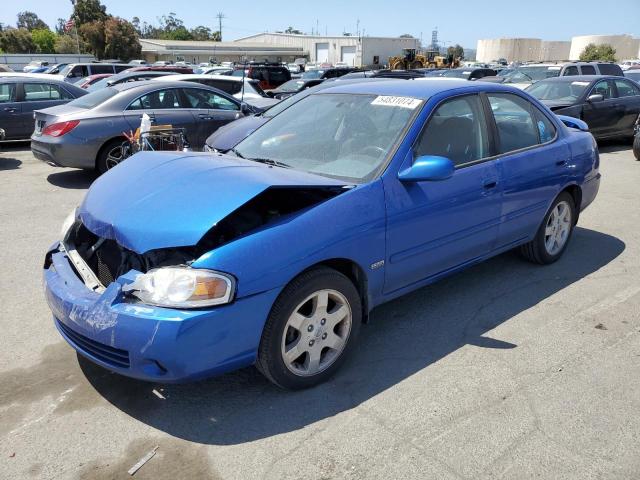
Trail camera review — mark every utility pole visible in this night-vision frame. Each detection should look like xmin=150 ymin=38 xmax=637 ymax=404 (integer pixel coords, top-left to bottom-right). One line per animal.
xmin=216 ymin=12 xmax=225 ymax=41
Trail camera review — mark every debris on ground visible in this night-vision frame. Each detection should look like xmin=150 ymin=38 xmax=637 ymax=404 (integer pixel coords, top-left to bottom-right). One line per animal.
xmin=595 ymin=323 xmax=608 ymax=330
xmin=9 ymin=452 xmax=15 ymax=458
xmin=128 ymin=446 xmax=159 ymax=476
xmin=152 ymin=388 xmax=166 ymax=399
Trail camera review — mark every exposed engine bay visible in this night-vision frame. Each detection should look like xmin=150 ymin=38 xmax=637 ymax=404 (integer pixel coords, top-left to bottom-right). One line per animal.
xmin=64 ymin=186 xmax=347 ymax=288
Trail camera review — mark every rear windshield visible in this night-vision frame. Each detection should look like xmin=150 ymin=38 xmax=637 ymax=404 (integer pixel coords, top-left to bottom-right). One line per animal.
xmin=598 ymin=64 xmax=623 ymax=76
xmin=442 ymin=69 xmax=472 ymax=78
xmin=67 ymin=87 xmax=118 ymax=109
xmin=502 ymin=66 xmax=561 ymax=84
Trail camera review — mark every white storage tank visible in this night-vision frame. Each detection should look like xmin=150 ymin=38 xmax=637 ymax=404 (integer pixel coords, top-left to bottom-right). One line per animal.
xmin=569 ymin=34 xmax=640 ymax=61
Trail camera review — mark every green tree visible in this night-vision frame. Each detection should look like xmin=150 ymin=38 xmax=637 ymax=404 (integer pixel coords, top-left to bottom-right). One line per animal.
xmin=79 ymin=20 xmax=105 ymax=57
xmin=164 ymin=26 xmax=192 ymax=40
xmin=0 ymin=28 xmax=35 ymax=53
xmin=447 ymin=44 xmax=465 ymax=60
xmin=103 ymin=17 xmax=141 ymax=61
xmin=55 ymin=18 xmax=67 ymax=35
xmin=32 ymin=28 xmax=57 ymax=53
xmin=579 ymin=43 xmax=617 ymax=62
xmin=17 ymin=11 xmax=48 ymax=31
xmin=73 ymin=0 xmax=107 ymax=26
xmin=190 ymin=25 xmax=212 ymax=41
xmin=399 ymin=34 xmax=414 ymax=38
xmin=54 ymin=34 xmax=82 ymax=53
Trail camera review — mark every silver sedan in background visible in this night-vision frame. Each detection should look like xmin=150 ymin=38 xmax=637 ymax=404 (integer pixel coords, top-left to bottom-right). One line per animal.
xmin=31 ymin=80 xmax=256 ymax=173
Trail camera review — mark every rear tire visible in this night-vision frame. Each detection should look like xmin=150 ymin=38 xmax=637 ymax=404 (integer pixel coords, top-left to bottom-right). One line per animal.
xmin=633 ymin=134 xmax=640 ymax=161
xmin=520 ymin=192 xmax=576 ymax=265
xmin=96 ymin=138 xmax=127 ymax=174
xmin=257 ymin=267 xmax=362 ymax=390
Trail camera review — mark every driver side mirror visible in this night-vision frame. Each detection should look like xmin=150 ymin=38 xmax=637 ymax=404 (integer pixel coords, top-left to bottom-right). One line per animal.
xmin=398 ymin=155 xmax=455 ymax=182
xmin=587 ymin=94 xmax=604 ymax=103
xmin=240 ymin=103 xmax=252 ymax=115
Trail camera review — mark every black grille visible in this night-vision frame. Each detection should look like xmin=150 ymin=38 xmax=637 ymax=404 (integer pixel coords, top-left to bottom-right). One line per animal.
xmin=57 ymin=319 xmax=130 ymax=368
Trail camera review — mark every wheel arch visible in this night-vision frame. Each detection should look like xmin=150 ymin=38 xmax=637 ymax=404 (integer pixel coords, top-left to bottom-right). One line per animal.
xmin=298 ymin=258 xmax=371 ymax=323
xmin=562 ymin=183 xmax=582 ymax=224
xmin=95 ymin=135 xmax=128 ymax=170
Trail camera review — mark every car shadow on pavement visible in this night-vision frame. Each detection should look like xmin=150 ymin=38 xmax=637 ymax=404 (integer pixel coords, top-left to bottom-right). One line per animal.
xmin=79 ymin=227 xmax=625 ymax=445
xmin=47 ymin=170 xmax=97 ymax=189
xmin=598 ymin=139 xmax=633 ymax=154
xmin=0 ymin=158 xmax=22 ymax=170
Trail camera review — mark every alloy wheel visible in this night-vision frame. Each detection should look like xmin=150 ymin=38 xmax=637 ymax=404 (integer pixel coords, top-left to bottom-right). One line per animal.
xmin=544 ymin=200 xmax=572 ymax=255
xmin=281 ymin=289 xmax=352 ymax=377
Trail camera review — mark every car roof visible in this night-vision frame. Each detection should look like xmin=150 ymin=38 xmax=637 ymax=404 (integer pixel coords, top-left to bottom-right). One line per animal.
xmin=535 ymin=75 xmax=622 ymax=83
xmin=314 ymin=78 xmax=517 ymax=99
xmin=156 ymin=74 xmax=248 ymax=82
xmin=111 ymin=79 xmax=233 ymax=92
xmin=0 ymin=75 xmax=66 ymax=84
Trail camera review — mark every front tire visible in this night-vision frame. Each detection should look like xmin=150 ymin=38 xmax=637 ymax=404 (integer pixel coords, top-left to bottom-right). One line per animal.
xmin=520 ymin=192 xmax=575 ymax=265
xmin=633 ymin=134 xmax=640 ymax=161
xmin=257 ymin=267 xmax=362 ymax=390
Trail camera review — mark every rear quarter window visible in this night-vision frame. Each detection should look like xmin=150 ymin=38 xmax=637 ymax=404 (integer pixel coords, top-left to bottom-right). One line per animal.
xmin=598 ymin=64 xmax=623 ymax=76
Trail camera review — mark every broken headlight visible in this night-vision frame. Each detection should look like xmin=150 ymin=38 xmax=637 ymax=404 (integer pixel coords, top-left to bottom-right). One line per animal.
xmin=124 ymin=267 xmax=235 ymax=308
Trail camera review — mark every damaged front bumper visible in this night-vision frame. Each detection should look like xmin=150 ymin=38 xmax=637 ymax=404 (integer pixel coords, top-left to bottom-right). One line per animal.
xmin=43 ymin=244 xmax=280 ymax=382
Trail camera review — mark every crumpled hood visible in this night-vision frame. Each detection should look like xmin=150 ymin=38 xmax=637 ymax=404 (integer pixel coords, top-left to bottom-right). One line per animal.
xmin=79 ymin=152 xmax=347 ymax=253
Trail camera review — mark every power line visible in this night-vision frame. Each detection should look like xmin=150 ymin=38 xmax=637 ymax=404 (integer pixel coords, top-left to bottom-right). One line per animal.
xmin=216 ymin=12 xmax=225 ymax=41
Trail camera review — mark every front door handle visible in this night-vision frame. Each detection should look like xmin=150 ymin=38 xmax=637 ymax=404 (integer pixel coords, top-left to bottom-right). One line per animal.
xmin=4 ymin=107 xmax=16 ymax=113
xmin=483 ymin=180 xmax=498 ymax=189
xmin=198 ymin=114 xmax=212 ymax=120
xmin=556 ymin=159 xmax=568 ymax=166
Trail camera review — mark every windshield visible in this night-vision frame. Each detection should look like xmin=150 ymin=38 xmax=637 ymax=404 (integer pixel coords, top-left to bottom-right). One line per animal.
xmin=502 ymin=66 xmax=561 ymax=84
xmin=526 ymin=80 xmax=590 ymax=102
xmin=442 ymin=69 xmax=471 ymax=79
xmin=302 ymin=70 xmax=324 ymax=79
xmin=233 ymin=93 xmax=421 ymax=183
xmin=67 ymin=87 xmax=119 ymax=109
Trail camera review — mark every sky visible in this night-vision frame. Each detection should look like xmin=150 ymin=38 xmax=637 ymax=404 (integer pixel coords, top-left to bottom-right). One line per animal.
xmin=2 ymin=0 xmax=639 ymax=48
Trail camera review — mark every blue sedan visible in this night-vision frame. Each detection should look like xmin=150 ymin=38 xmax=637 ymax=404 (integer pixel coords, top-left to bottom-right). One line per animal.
xmin=44 ymin=79 xmax=600 ymax=389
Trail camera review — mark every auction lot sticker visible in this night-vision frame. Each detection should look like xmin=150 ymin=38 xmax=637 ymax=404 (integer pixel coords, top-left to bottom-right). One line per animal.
xmin=371 ymin=96 xmax=422 ymax=109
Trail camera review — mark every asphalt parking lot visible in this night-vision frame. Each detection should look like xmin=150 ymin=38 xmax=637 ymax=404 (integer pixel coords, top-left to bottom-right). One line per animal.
xmin=1 ymin=143 xmax=639 ymax=480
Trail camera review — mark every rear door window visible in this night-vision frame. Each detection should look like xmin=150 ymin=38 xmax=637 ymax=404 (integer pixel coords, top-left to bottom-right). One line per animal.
xmin=182 ymin=88 xmax=239 ymax=110
xmin=580 ymin=65 xmax=596 ymax=75
xmin=91 ymin=64 xmax=115 ymax=75
xmin=614 ymin=79 xmax=640 ymax=97
xmin=598 ymin=64 xmax=623 ymax=76
xmin=114 ymin=65 xmax=131 ymax=73
xmin=23 ymin=83 xmax=70 ymax=101
xmin=487 ymin=93 xmax=540 ymax=153
xmin=69 ymin=65 xmax=89 ymax=78
xmin=127 ymin=89 xmax=183 ymax=110
xmin=0 ymin=83 xmax=17 ymax=103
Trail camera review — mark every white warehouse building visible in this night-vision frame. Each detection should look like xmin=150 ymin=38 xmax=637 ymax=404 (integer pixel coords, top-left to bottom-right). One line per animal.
xmin=235 ymin=33 xmax=420 ymax=67
xmin=568 ymin=34 xmax=640 ymax=60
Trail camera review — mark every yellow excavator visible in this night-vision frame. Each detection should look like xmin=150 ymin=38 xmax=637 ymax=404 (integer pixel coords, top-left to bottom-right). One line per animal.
xmin=389 ymin=49 xmax=460 ymax=70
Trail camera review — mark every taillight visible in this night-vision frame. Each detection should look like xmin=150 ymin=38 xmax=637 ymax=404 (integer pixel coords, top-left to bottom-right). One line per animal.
xmin=42 ymin=120 xmax=80 ymax=137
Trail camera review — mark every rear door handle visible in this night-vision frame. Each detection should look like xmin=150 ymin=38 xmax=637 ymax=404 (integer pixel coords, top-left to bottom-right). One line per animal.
xmin=4 ymin=107 xmax=16 ymax=113
xmin=198 ymin=114 xmax=212 ymax=120
xmin=483 ymin=180 xmax=498 ymax=189
xmin=556 ymin=159 xmax=568 ymax=166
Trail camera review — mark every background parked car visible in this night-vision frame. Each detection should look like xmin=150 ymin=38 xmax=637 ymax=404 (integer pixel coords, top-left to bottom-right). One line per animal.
xmin=43 ymin=63 xmax=68 ymax=74
xmin=301 ymin=67 xmax=357 ymax=80
xmin=194 ymin=66 xmax=233 ymax=75
xmin=0 ymin=77 xmax=87 ymax=141
xmin=526 ymin=75 xmax=640 ymax=140
xmin=268 ymin=78 xmax=325 ymax=99
xmin=31 ymin=80 xmax=255 ymax=172
xmin=0 ymin=64 xmax=13 ymax=72
xmin=23 ymin=60 xmax=49 ymax=72
xmin=127 ymin=65 xmax=194 ymax=74
xmin=77 ymin=74 xmax=113 ymax=89
xmin=59 ymin=63 xmax=133 ymax=83
xmin=231 ymin=63 xmax=291 ymax=90
xmin=624 ymin=69 xmax=640 ymax=84
xmin=441 ymin=67 xmax=498 ymax=80
xmin=488 ymin=62 xmax=624 ymax=89
xmin=87 ymin=70 xmax=179 ymax=91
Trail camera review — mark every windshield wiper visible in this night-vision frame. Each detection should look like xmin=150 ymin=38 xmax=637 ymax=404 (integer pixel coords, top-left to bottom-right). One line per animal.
xmin=230 ymin=148 xmax=245 ymax=158
xmin=249 ymin=157 xmax=292 ymax=169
